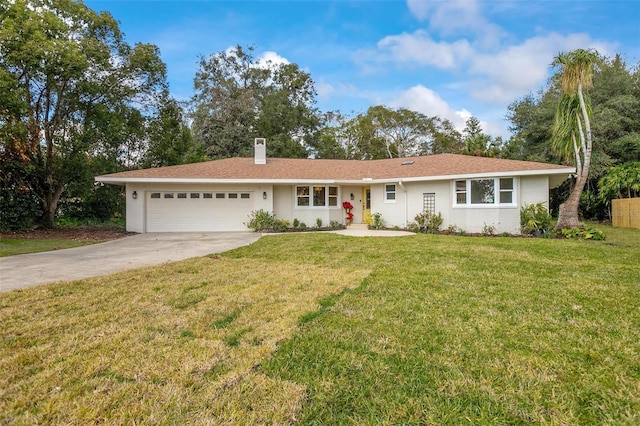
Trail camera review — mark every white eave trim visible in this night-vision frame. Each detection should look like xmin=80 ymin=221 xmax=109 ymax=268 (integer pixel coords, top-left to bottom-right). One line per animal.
xmin=95 ymin=167 xmax=575 ymax=185
xmin=369 ymin=168 xmax=575 ymax=183
xmin=95 ymin=177 xmax=345 ymax=185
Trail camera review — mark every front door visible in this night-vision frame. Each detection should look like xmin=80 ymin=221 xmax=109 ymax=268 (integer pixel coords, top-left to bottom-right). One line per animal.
xmin=362 ymin=187 xmax=371 ymax=224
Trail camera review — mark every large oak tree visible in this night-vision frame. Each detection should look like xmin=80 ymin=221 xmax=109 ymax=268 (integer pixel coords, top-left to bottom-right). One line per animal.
xmin=191 ymin=45 xmax=319 ymax=159
xmin=310 ymin=106 xmax=463 ymax=160
xmin=0 ymin=0 xmax=167 ymax=228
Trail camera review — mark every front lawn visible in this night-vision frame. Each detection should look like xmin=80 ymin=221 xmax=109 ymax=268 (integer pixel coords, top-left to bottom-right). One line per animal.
xmin=1 ymin=233 xmax=639 ymax=424
xmin=0 ymin=238 xmax=93 ymax=257
xmin=0 ymin=226 xmax=131 ymax=257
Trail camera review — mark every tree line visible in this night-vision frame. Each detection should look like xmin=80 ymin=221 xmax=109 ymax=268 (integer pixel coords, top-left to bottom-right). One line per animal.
xmin=1 ymin=0 xmax=638 ymax=230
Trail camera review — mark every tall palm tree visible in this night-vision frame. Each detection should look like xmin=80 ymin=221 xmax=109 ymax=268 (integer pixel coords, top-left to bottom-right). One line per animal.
xmin=551 ymin=49 xmax=600 ymax=229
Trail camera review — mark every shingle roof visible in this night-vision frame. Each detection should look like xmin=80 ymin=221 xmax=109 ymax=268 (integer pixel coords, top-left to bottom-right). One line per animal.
xmin=96 ymin=154 xmax=574 ymax=183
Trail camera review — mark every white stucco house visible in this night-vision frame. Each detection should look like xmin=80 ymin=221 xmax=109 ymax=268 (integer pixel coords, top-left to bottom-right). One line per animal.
xmin=95 ymin=139 xmax=575 ymax=234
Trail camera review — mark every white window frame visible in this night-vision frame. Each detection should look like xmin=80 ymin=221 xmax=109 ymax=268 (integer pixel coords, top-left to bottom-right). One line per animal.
xmin=295 ymin=185 xmax=340 ymax=209
xmin=453 ymin=177 xmax=516 ymax=208
xmin=296 ymin=186 xmax=310 ymax=207
xmin=498 ymin=178 xmax=514 ymax=204
xmin=384 ymin=184 xmax=397 ymax=203
xmin=328 ymin=186 xmax=338 ymax=207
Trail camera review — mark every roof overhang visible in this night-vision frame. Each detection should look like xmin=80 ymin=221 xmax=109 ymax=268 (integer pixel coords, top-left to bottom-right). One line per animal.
xmin=95 ymin=167 xmax=576 ymax=186
xmin=95 ymin=177 xmax=348 ymax=185
xmin=372 ymin=167 xmax=576 ymax=183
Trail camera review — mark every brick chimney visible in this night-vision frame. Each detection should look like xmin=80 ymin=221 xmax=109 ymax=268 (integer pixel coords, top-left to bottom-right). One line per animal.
xmin=254 ymin=138 xmax=266 ymax=164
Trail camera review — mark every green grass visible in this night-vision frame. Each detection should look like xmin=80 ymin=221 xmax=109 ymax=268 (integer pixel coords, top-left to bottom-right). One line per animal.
xmin=0 ymin=238 xmax=96 ymax=257
xmin=0 ymin=255 xmax=369 ymax=424
xmin=228 ymin=233 xmax=640 ymax=425
xmin=1 ymin=221 xmax=637 ymax=258
xmin=1 ymin=230 xmax=639 ymax=424
xmin=587 ymin=221 xmax=640 ymax=247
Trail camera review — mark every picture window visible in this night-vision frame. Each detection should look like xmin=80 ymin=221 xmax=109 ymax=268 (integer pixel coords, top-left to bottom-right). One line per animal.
xmin=471 ymin=179 xmax=495 ymax=204
xmin=455 ymin=178 xmax=515 ymax=206
xmin=313 ymin=186 xmax=326 ymax=207
xmin=296 ymin=185 xmax=339 ymax=208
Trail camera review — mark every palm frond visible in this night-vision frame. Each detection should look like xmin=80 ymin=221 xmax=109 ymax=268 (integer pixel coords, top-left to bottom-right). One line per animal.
xmin=551 ymin=94 xmax=580 ymax=160
xmin=552 ymin=49 xmax=599 ymax=94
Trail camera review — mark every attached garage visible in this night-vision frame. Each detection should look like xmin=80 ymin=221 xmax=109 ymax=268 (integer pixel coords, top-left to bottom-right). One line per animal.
xmin=144 ymin=190 xmax=255 ymax=232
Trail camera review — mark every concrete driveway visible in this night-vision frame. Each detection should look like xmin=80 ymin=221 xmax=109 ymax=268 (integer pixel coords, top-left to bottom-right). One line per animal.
xmin=0 ymin=232 xmax=261 ymax=293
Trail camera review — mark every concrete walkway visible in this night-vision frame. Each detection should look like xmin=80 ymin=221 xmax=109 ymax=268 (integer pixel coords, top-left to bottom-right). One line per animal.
xmin=0 ymin=232 xmax=261 ymax=293
xmin=330 ymin=224 xmax=415 ymax=237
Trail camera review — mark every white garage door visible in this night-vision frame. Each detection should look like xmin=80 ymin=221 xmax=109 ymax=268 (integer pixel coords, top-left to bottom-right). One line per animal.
xmin=145 ymin=191 xmax=254 ymax=232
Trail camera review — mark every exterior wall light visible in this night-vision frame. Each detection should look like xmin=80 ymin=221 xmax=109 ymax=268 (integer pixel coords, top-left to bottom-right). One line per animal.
xmin=263 ymin=191 xmax=267 ymax=200
xmin=350 ymin=193 xmax=354 ymax=200
xmin=132 ymin=190 xmax=138 ymax=199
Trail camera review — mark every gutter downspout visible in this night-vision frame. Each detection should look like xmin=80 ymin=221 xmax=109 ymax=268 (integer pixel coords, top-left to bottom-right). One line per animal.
xmin=398 ymin=180 xmax=408 ymax=228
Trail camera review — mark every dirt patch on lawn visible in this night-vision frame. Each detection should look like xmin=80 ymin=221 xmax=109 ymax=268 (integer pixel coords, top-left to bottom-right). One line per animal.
xmin=0 ymin=226 xmax=134 ymax=241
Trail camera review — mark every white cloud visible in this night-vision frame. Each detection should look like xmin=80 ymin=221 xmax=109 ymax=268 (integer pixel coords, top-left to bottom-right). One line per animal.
xmin=407 ymin=0 xmax=481 ymax=33
xmin=352 ymin=1 xmax=621 ymax=137
xmin=316 ymin=78 xmax=335 ymax=99
xmin=387 ymin=85 xmax=471 ymax=131
xmin=397 ymin=2 xmax=615 ymax=106
xmin=220 ymin=47 xmax=291 ymax=69
xmin=256 ymin=51 xmax=290 ymax=67
xmin=375 ymin=84 xmax=514 ymax=140
xmin=376 ymin=30 xmax=473 ymax=69
xmin=468 ymin=33 xmax=616 ymax=104
xmin=406 ymin=0 xmax=506 ymax=47
xmin=360 ymin=24 xmax=616 ymax=107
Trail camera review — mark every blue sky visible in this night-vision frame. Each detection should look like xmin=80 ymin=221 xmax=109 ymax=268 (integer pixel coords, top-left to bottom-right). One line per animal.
xmin=86 ymin=0 xmax=640 ymax=138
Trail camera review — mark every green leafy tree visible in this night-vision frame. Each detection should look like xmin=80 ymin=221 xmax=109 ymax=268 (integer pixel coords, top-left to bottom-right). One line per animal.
xmin=591 ymin=54 xmax=640 ymax=164
xmin=0 ymin=0 xmax=167 ymax=228
xmin=310 ymin=110 xmax=388 ymax=160
xmin=366 ymin=106 xmax=434 ymax=158
xmin=346 ymin=112 xmax=389 ymax=159
xmin=507 ymin=53 xmax=639 ymax=220
xmin=461 ymin=116 xmax=500 ymax=157
xmin=309 ymin=111 xmax=350 ymax=159
xmin=311 ymin=107 xmax=464 ymax=160
xmin=257 ymin=62 xmax=318 ymax=158
xmin=598 ymin=162 xmax=640 ymax=201
xmin=143 ymin=93 xmax=204 ymax=168
xmin=0 ymin=120 xmax=42 ymax=230
xmin=551 ymin=49 xmax=600 ymax=229
xmin=430 ymin=117 xmax=464 ymax=154
xmin=508 ymin=55 xmax=640 ymax=166
xmin=191 ymin=45 xmax=318 ymax=159
xmin=505 ymin=90 xmax=560 ymax=162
